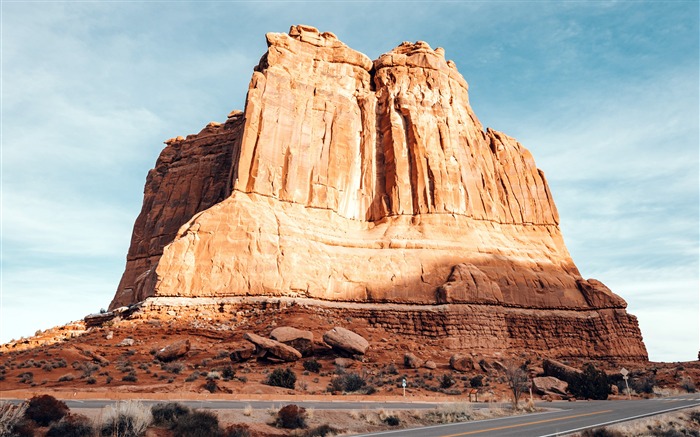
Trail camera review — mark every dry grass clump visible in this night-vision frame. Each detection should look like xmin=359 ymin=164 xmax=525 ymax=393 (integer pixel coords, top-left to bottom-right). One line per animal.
xmin=421 ymin=401 xmax=518 ymax=425
xmin=0 ymin=401 xmax=28 ymax=436
xmin=98 ymin=400 xmax=151 ymax=437
xmin=242 ymin=404 xmax=253 ymax=417
xmin=424 ymin=403 xmax=475 ymax=423
xmin=579 ymin=407 xmax=700 ymax=437
xmin=46 ymin=414 xmax=94 ymax=437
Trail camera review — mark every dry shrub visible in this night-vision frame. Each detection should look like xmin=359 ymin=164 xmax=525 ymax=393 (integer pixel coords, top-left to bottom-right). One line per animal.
xmin=328 ymin=372 xmax=369 ymax=393
xmin=242 ymin=404 xmax=253 ymax=417
xmin=99 ymin=400 xmax=151 ymax=437
xmin=383 ymin=415 xmax=400 ymax=426
xmin=172 ymin=409 xmax=221 ymax=437
xmin=204 ymin=378 xmax=219 ymax=393
xmin=425 ymin=403 xmax=474 ymax=424
xmin=25 ymin=394 xmax=69 ymax=426
xmin=151 ymin=402 xmax=190 ymax=428
xmin=276 ymin=404 xmax=307 ymax=429
xmin=265 ymin=368 xmax=297 ymax=389
xmin=47 ymin=414 xmax=94 ymax=437
xmin=303 ymin=359 xmax=322 ymax=373
xmin=597 ymin=408 xmax=700 ymax=436
xmin=0 ymin=401 xmax=29 ymax=436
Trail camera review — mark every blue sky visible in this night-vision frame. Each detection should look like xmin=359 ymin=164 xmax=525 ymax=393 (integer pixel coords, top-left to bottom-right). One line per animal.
xmin=2 ymin=1 xmax=698 ymax=362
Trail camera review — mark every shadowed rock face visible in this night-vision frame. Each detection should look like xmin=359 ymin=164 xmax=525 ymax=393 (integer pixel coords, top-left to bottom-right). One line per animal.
xmin=110 ymin=25 xmax=647 ymax=361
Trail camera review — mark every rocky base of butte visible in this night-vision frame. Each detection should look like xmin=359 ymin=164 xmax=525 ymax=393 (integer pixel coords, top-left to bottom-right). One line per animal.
xmin=1 ymin=299 xmax=691 ymax=401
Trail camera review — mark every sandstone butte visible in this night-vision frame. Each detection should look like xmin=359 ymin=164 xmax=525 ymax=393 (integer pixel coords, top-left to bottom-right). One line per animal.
xmin=109 ymin=25 xmax=647 ymax=362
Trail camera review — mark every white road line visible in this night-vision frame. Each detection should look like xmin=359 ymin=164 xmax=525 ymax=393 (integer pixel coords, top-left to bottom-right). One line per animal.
xmin=538 ymin=402 xmax=699 ymax=437
xmin=350 ymin=410 xmax=562 ymax=437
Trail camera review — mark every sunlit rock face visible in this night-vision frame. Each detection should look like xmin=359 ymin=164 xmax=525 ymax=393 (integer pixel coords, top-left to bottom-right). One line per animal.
xmin=110 ymin=25 xmax=647 ymax=361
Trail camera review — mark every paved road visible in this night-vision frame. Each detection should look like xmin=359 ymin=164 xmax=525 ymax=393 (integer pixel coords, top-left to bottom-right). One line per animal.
xmin=59 ymin=398 xmax=445 ymax=411
xmin=352 ymin=394 xmax=700 ymax=437
xmin=3 ymin=394 xmax=698 ymax=436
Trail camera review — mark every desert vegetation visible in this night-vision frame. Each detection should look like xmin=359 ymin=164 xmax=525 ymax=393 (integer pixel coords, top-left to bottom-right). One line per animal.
xmin=0 ymin=393 xmax=536 ymax=437
xmin=575 ymin=408 xmax=700 ymax=436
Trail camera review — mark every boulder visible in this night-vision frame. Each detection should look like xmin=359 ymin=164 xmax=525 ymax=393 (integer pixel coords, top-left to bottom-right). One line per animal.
xmin=156 ymin=339 xmax=190 ymax=362
xmin=229 ymin=343 xmax=256 ymax=363
xmin=404 ymin=353 xmax=424 ymax=369
xmin=270 ymin=327 xmax=314 ymax=356
xmin=543 ymin=359 xmax=582 ymax=384
xmin=532 ymin=376 xmax=568 ymax=396
xmin=423 ymin=360 xmax=437 ymax=370
xmin=117 ymin=338 xmax=134 ymax=347
xmin=450 ymin=354 xmax=475 ymax=372
xmin=244 ymin=332 xmax=301 ymax=362
xmin=323 ymin=327 xmax=369 ymax=355
xmin=84 ymin=312 xmax=117 ymax=328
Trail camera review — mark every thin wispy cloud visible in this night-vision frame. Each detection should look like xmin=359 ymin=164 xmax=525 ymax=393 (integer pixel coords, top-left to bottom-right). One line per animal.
xmin=2 ymin=1 xmax=697 ymax=362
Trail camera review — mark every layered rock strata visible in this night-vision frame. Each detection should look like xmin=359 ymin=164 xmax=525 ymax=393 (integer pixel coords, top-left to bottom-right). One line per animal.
xmin=110 ymin=25 xmax=647 ymax=361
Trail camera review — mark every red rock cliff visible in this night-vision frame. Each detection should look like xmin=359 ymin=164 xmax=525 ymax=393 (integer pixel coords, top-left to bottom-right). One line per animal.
xmin=110 ymin=25 xmax=647 ymax=361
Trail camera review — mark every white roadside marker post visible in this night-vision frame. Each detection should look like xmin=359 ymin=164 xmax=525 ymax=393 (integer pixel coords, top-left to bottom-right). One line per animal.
xmin=621 ymin=368 xmax=631 ymax=400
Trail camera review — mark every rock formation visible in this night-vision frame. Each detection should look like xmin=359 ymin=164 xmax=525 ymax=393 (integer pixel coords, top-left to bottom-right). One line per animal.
xmin=110 ymin=25 xmax=647 ymax=361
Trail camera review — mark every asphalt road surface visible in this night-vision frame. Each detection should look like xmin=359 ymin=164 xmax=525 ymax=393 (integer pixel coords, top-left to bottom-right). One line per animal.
xmin=3 ymin=394 xmax=699 ymax=436
xmin=352 ymin=394 xmax=700 ymax=437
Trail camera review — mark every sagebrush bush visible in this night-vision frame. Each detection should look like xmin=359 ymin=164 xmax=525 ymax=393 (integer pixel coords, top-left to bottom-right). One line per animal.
xmin=276 ymin=404 xmax=307 ymax=429
xmin=303 ymin=359 xmax=322 ymax=373
xmin=221 ymin=365 xmax=235 ymax=380
xmin=344 ymin=373 xmax=367 ymax=392
xmin=151 ymin=402 xmax=191 ymax=428
xmin=265 ymin=368 xmax=297 ymax=389
xmin=470 ymin=375 xmax=484 ymax=388
xmin=122 ymin=372 xmax=138 ymax=382
xmin=47 ymin=414 xmax=94 ymax=437
xmin=162 ymin=361 xmax=185 ymax=374
xmin=0 ymin=401 xmax=30 ymax=436
xmin=204 ymin=378 xmax=218 ymax=393
xmin=383 ymin=415 xmax=400 ymax=426
xmin=439 ymin=373 xmax=455 ymax=389
xmin=172 ymin=410 xmax=221 ymax=437
xmin=328 ymin=372 xmax=367 ymax=393
xmin=25 ymin=394 xmax=69 ymax=426
xmin=99 ymin=401 xmax=151 ymax=437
